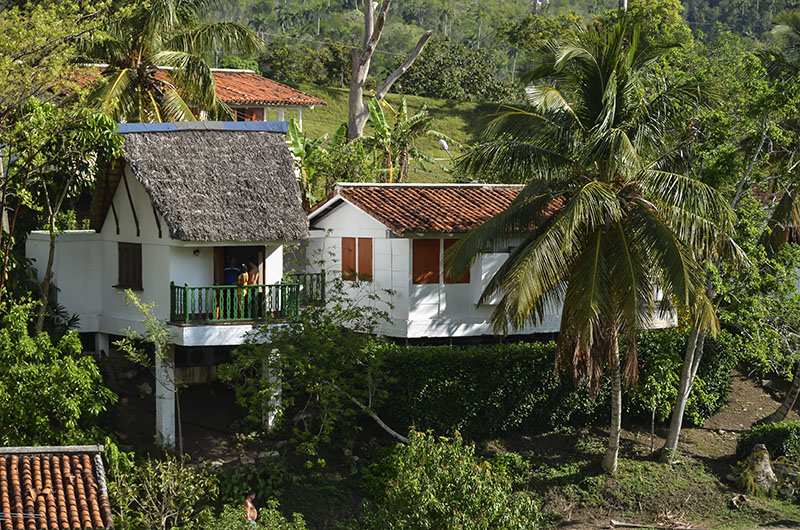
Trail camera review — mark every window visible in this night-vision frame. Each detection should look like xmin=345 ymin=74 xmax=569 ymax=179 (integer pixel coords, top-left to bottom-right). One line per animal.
xmin=117 ymin=242 xmax=142 ymax=290
xmin=412 ymin=239 xmax=439 ymax=284
xmin=412 ymin=239 xmax=470 ymax=285
xmin=342 ymin=237 xmax=373 ymax=281
xmin=443 ymin=239 xmax=470 ymax=284
xmin=235 ymin=108 xmax=246 ymax=122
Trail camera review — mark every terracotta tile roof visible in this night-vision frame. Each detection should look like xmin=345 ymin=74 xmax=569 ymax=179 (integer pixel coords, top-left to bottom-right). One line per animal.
xmin=73 ymin=66 xmax=325 ymax=107
xmin=0 ymin=446 xmax=113 ymax=530
xmin=311 ymin=184 xmax=524 ymax=235
xmin=209 ymin=70 xmax=326 ymax=107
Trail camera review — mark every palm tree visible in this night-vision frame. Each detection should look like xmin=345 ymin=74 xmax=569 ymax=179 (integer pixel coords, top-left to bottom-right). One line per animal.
xmin=84 ymin=0 xmax=263 ymax=122
xmin=447 ymin=20 xmax=736 ymax=473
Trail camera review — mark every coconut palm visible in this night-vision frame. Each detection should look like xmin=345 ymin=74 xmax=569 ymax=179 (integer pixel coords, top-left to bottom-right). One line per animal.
xmin=447 ymin=20 xmax=737 ymax=473
xmin=84 ymin=0 xmax=263 ymax=122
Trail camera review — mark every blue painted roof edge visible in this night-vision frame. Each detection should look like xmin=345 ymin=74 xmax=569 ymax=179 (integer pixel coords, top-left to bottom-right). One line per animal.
xmin=116 ymin=121 xmax=289 ymax=134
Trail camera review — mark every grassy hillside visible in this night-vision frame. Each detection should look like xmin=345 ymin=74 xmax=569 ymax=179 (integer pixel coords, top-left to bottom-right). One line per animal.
xmin=296 ymin=84 xmax=505 ymax=183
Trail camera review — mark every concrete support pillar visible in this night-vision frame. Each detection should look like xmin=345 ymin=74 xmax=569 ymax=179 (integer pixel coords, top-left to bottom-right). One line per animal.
xmin=155 ymin=348 xmax=176 ymax=448
xmin=277 ymin=108 xmax=285 ymax=122
xmin=297 ymin=108 xmax=303 ymax=130
xmin=96 ymin=332 xmax=110 ymax=356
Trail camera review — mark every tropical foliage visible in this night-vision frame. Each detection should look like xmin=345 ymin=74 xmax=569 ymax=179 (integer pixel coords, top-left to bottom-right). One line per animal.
xmin=448 ymin=19 xmax=737 ymax=472
xmin=84 ymin=0 xmax=263 ymax=122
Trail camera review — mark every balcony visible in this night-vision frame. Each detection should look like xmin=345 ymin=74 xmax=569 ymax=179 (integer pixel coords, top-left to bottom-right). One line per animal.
xmin=169 ymin=273 xmax=325 ymax=324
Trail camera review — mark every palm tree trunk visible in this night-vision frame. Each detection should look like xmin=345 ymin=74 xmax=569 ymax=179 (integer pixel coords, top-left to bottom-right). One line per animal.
xmin=603 ymin=327 xmax=622 ymax=474
xmin=760 ymin=361 xmax=800 ymax=425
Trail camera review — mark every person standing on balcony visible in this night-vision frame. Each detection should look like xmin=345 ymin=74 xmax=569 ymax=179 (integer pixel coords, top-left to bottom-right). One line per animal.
xmin=223 ymin=256 xmax=241 ymax=285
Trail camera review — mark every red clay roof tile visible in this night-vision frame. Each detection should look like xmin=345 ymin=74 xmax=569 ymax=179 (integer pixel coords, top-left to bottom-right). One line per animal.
xmin=313 ymin=184 xmax=523 ymax=235
xmin=0 ymin=448 xmax=112 ymax=530
xmin=73 ymin=67 xmax=325 ymax=107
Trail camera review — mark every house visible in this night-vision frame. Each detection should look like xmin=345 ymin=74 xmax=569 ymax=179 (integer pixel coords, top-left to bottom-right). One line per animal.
xmin=75 ymin=67 xmax=326 ymax=126
xmin=211 ymin=69 xmax=326 ymax=127
xmin=306 ymin=183 xmax=676 ymax=341
xmin=26 ymin=121 xmax=318 ymax=446
xmin=0 ymin=445 xmax=113 ymax=530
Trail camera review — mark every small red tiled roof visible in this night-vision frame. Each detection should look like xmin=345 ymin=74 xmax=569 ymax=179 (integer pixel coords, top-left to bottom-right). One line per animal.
xmin=0 ymin=446 xmax=113 ymax=530
xmin=210 ymin=70 xmax=326 ymax=107
xmin=73 ymin=66 xmax=325 ymax=107
xmin=312 ymin=184 xmax=524 ymax=235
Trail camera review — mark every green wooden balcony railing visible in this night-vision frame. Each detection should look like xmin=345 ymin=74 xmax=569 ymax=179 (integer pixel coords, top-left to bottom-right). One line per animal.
xmin=169 ymin=273 xmax=325 ymax=323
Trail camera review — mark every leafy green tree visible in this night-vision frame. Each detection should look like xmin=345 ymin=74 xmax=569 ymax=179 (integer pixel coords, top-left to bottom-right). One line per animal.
xmin=105 ymin=443 xmax=218 ymax=530
xmin=85 ymin=0 xmax=263 ymax=122
xmin=353 ymin=430 xmax=541 ymax=530
xmin=219 ymin=257 xmax=400 ymax=462
xmin=0 ymin=0 xmax=116 ymax=304
xmin=392 ymin=36 xmax=514 ymax=102
xmin=287 ymin=119 xmax=347 ymax=210
xmin=448 ymin=20 xmax=736 ymax=473
xmin=0 ymin=299 xmax=116 ymax=445
xmin=9 ymin=99 xmax=124 ymax=332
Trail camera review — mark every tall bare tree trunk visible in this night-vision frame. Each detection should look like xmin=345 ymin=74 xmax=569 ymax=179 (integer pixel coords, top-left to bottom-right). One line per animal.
xmin=347 ymin=0 xmax=432 ymax=140
xmin=35 ymin=223 xmax=57 ymax=332
xmin=661 ymin=322 xmax=708 ymax=462
xmin=760 ymin=361 xmax=800 ymax=425
xmin=603 ymin=327 xmax=622 ymax=473
xmin=619 ymin=0 xmax=627 ymax=15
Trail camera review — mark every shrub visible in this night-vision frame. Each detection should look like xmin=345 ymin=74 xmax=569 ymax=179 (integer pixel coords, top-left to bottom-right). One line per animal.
xmin=736 ymin=421 xmax=800 ymax=461
xmin=0 ymin=300 xmax=116 ymax=445
xmin=212 ymin=502 xmax=306 ymax=530
xmin=353 ymin=430 xmax=540 ymax=530
xmin=378 ymin=341 xmax=604 ymax=439
xmin=216 ymin=460 xmax=291 ymax=508
xmin=628 ymin=328 xmax=738 ymax=426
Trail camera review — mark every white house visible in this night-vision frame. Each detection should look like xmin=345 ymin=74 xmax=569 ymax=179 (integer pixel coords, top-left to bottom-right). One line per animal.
xmin=306 ymin=183 xmax=675 ymax=341
xmin=26 ymin=121 xmax=317 ymax=446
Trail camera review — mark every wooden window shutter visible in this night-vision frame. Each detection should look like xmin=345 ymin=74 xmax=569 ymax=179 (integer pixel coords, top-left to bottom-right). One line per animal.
xmin=358 ymin=238 xmax=372 ymax=281
xmin=213 ymin=247 xmax=224 ymax=285
xmin=342 ymin=237 xmax=356 ymax=280
xmin=443 ymin=239 xmax=470 ymax=284
xmin=412 ymin=239 xmax=440 ymax=284
xmin=117 ymin=242 xmax=142 ymax=290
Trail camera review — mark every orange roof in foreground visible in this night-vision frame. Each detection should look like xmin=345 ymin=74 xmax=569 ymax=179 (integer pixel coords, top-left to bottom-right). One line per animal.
xmin=73 ymin=67 xmax=325 ymax=107
xmin=0 ymin=446 xmax=113 ymax=530
xmin=311 ymin=184 xmax=524 ymax=235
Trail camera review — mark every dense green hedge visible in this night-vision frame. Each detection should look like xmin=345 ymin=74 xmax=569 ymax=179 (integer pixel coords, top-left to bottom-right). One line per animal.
xmin=736 ymin=421 xmax=800 ymax=461
xmin=377 ymin=328 xmax=739 ymax=439
xmin=378 ymin=341 xmax=603 ymax=439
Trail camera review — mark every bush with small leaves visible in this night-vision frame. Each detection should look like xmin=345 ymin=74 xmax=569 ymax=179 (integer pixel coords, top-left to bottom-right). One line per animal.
xmin=353 ymin=430 xmax=541 ymax=530
xmin=737 ymin=421 xmax=800 ymax=462
xmin=211 ymin=502 xmax=306 ymax=530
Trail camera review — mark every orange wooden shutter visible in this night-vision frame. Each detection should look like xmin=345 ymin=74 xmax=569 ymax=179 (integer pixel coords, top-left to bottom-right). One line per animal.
xmin=358 ymin=238 xmax=373 ymax=281
xmin=412 ymin=239 xmax=440 ymax=284
xmin=342 ymin=237 xmax=356 ymax=280
xmin=443 ymin=239 xmax=470 ymax=284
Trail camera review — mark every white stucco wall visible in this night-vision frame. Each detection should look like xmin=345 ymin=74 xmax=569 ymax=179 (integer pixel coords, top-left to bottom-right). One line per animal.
xmin=307 ymin=202 xmax=562 ymax=339
xmin=26 ymin=164 xmax=291 ymax=346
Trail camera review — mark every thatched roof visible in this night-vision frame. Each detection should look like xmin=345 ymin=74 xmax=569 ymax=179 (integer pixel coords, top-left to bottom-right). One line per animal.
xmin=96 ymin=122 xmax=308 ymax=242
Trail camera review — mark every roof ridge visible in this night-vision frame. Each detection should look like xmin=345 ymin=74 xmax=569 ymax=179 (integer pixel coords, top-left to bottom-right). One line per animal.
xmin=335 ymin=182 xmax=523 ymax=188
xmin=0 ymin=445 xmax=105 ymax=454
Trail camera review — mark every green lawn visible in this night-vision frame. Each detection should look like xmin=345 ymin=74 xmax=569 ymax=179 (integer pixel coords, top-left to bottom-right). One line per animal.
xmin=296 ymin=83 xmax=505 ymax=182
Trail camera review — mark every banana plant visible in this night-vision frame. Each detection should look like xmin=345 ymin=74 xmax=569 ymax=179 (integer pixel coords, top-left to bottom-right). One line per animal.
xmin=288 ymin=119 xmax=346 ymax=210
xmin=359 ymin=98 xmax=456 ymax=183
